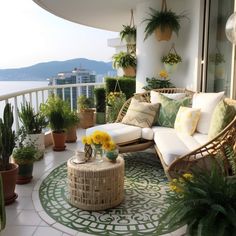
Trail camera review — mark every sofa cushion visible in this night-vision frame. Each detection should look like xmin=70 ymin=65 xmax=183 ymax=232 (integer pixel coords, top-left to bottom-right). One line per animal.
xmin=150 ymin=90 xmax=186 ymax=103
xmin=151 ymin=93 xmax=191 ymax=128
xmin=174 ymin=106 xmax=201 ymax=135
xmin=208 ymin=100 xmax=236 ymax=140
xmin=121 ymin=98 xmax=160 ymax=128
xmin=86 ymin=123 xmax=142 ymax=144
xmin=192 ymin=91 xmax=224 ymax=134
xmin=141 ymin=128 xmax=154 ymax=140
xmin=153 ymin=127 xmax=208 ymax=166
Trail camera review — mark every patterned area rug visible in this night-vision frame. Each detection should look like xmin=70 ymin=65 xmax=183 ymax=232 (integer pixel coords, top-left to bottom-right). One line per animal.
xmin=39 ymin=152 xmax=173 ymax=235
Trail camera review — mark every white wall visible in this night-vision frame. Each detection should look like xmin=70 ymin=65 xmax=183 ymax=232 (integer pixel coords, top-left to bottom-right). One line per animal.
xmin=136 ymin=0 xmax=204 ymax=92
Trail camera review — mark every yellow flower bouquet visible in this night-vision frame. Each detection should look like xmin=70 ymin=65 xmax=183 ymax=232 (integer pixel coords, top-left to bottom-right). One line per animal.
xmin=82 ymin=130 xmax=118 ymax=162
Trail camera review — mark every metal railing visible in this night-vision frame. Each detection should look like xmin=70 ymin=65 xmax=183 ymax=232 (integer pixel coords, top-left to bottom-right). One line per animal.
xmin=0 ymin=82 xmax=104 ymax=132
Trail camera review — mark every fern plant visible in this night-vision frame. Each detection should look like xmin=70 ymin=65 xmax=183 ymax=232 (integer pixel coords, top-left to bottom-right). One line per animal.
xmin=156 ymin=167 xmax=236 ymax=236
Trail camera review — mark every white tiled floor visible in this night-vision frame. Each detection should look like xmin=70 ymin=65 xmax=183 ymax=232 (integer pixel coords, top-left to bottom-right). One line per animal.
xmin=1 ymin=129 xmax=185 ymax=236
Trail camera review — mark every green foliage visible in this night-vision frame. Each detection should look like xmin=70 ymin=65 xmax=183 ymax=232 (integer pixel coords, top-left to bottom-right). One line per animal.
xmin=94 ymin=87 xmax=106 ymax=112
xmin=18 ymin=102 xmax=48 ymax=134
xmin=143 ymin=8 xmax=186 ymax=40
xmin=157 ymin=167 xmax=236 ymax=236
xmin=66 ymin=111 xmax=80 ymax=128
xmin=77 ymin=95 xmax=94 ymax=111
xmin=162 ymin=52 xmax=182 ymax=65
xmin=0 ymin=104 xmax=16 ymax=171
xmin=120 ymin=25 xmax=136 ymax=43
xmin=209 ymin=53 xmax=225 ymax=65
xmin=40 ymin=95 xmax=70 ymax=132
xmin=105 ymin=77 xmax=136 ymax=101
xmin=143 ymin=77 xmax=175 ymax=90
xmin=0 ymin=175 xmax=6 ymax=231
xmin=112 ymin=52 xmax=137 ymax=69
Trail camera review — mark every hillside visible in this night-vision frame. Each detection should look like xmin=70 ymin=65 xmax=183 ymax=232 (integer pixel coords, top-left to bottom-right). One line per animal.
xmin=0 ymin=58 xmax=115 ymax=81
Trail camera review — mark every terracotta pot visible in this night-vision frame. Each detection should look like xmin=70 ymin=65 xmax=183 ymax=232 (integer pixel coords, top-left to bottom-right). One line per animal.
xmin=123 ymin=66 xmax=136 ymax=77
xmin=16 ymin=163 xmax=33 ymax=185
xmin=52 ymin=131 xmax=66 ymax=151
xmin=66 ymin=126 xmax=77 ymax=143
xmin=79 ymin=109 xmax=95 ymax=129
xmin=155 ymin=26 xmax=172 ymax=41
xmin=0 ymin=163 xmax=18 ymax=205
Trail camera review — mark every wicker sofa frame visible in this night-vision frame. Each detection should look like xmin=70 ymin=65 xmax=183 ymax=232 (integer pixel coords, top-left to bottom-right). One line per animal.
xmin=115 ymin=88 xmax=236 ymax=179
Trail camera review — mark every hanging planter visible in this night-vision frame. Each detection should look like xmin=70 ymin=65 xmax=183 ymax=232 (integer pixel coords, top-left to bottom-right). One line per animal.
xmin=143 ymin=0 xmax=186 ymax=41
xmin=120 ymin=9 xmax=136 ymax=53
xmin=162 ymin=44 xmax=182 ymax=74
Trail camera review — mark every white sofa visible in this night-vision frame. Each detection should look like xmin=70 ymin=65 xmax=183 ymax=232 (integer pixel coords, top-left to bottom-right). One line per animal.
xmin=86 ymin=88 xmax=236 ymax=179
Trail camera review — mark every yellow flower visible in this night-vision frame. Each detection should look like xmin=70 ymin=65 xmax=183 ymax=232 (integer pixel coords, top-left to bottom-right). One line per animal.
xmin=169 ymin=181 xmax=183 ymax=193
xmin=183 ymin=173 xmax=193 ymax=180
xmin=159 ymin=70 xmax=168 ymax=79
xmin=103 ymin=140 xmax=116 ymax=151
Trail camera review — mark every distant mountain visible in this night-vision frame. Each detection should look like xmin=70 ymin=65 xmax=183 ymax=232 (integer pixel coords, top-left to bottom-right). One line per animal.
xmin=0 ymin=58 xmax=115 ymax=81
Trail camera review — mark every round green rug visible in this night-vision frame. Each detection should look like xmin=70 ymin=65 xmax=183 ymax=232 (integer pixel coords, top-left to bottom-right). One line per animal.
xmin=39 ymin=152 xmax=172 ymax=235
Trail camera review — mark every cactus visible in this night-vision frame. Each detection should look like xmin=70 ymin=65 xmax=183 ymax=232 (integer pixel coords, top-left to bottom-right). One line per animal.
xmin=0 ymin=103 xmax=16 ymax=171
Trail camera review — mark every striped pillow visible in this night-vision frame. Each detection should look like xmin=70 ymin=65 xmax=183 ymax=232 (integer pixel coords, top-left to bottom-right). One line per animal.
xmin=121 ymin=98 xmax=160 ymax=128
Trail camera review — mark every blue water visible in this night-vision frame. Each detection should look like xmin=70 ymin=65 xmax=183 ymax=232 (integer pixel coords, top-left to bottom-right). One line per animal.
xmin=0 ymin=81 xmax=48 ymax=96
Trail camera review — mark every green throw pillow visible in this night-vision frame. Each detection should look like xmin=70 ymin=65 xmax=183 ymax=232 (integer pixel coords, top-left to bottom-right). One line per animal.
xmin=155 ymin=94 xmax=191 ymax=128
xmin=208 ymin=100 xmax=236 ymax=140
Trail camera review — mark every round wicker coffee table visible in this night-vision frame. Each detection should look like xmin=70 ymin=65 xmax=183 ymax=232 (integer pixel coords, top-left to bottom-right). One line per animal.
xmin=67 ymin=156 xmax=124 ymax=211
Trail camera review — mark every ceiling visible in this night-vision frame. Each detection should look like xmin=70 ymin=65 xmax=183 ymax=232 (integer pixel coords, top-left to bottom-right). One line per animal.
xmin=33 ymin=0 xmax=147 ymax=32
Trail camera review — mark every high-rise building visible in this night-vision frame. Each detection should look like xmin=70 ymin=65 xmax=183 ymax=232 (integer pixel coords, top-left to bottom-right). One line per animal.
xmin=50 ymin=68 xmax=96 ymax=110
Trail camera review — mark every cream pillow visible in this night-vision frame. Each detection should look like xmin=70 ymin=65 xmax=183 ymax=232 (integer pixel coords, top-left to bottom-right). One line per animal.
xmin=121 ymin=98 xmax=160 ymax=128
xmin=192 ymin=91 xmax=224 ymax=134
xmin=150 ymin=90 xmax=186 ymax=104
xmin=174 ymin=106 xmax=201 ymax=135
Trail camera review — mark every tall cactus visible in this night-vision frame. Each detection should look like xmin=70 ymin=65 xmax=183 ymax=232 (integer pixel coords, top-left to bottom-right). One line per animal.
xmin=0 ymin=103 xmax=16 ymax=171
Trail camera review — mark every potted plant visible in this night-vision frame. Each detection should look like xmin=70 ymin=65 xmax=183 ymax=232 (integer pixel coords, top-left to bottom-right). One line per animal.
xmin=112 ymin=52 xmax=137 ymax=77
xmin=162 ymin=52 xmax=182 ymax=73
xmin=120 ymin=25 xmax=136 ymax=45
xmin=12 ymin=129 xmax=38 ymax=184
xmin=143 ymin=70 xmax=175 ymax=90
xmin=65 ymin=111 xmax=80 ymax=143
xmin=40 ymin=95 xmax=70 ymax=151
xmin=94 ymin=87 xmax=106 ymax=124
xmin=18 ymin=102 xmax=48 ymax=160
xmin=143 ymin=7 xmax=186 ymax=41
xmin=0 ymin=176 xmax=6 ymax=231
xmin=77 ymin=95 xmax=95 ymax=129
xmin=0 ymin=103 xmax=17 ymax=205
xmin=156 ymin=166 xmax=236 ymax=235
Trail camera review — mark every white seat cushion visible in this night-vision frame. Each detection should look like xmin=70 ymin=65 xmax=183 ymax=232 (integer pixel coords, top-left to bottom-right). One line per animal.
xmin=86 ymin=123 xmax=142 ymax=144
xmin=141 ymin=128 xmax=154 ymax=140
xmin=192 ymin=132 xmax=208 ymax=145
xmin=153 ymin=127 xmax=208 ymax=166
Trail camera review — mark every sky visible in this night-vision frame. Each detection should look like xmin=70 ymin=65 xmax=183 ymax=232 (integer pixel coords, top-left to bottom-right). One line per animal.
xmin=0 ymin=0 xmax=118 ymax=69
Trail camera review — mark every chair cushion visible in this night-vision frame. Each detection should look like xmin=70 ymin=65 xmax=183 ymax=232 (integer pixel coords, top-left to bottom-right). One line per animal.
xmin=86 ymin=123 xmax=142 ymax=144
xmin=151 ymin=93 xmax=191 ymax=127
xmin=141 ymin=128 xmax=154 ymax=140
xmin=153 ymin=127 xmax=208 ymax=166
xmin=174 ymin=106 xmax=201 ymax=135
xmin=208 ymin=100 xmax=236 ymax=140
xmin=121 ymin=98 xmax=160 ymax=128
xmin=192 ymin=91 xmax=224 ymax=134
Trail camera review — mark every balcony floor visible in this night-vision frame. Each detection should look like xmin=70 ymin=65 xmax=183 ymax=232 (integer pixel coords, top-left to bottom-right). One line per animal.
xmin=1 ymin=129 xmax=185 ymax=236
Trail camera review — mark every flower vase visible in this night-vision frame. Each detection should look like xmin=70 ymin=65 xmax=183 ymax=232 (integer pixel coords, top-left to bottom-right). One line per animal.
xmin=106 ymin=148 xmax=119 ymax=162
xmin=93 ymin=145 xmax=104 ymax=163
xmin=84 ymin=144 xmax=92 ymax=161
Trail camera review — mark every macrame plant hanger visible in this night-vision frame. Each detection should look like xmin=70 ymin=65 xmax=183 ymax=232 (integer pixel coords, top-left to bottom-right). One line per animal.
xmin=161 ymin=0 xmax=167 ymax=12
xmin=168 ymin=43 xmax=178 ymax=56
xmin=127 ymin=9 xmax=136 ymax=54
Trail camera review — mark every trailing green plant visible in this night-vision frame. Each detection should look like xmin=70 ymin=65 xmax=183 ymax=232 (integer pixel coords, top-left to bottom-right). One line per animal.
xmin=77 ymin=95 xmax=94 ymax=111
xmin=120 ymin=25 xmax=136 ymax=43
xmin=0 ymin=103 xmax=16 ymax=171
xmin=112 ymin=52 xmax=137 ymax=69
xmin=143 ymin=8 xmax=186 ymax=40
xmin=156 ymin=167 xmax=236 ymax=236
xmin=18 ymin=102 xmax=48 ymax=134
xmin=40 ymin=95 xmax=70 ymax=133
xmin=94 ymin=87 xmax=106 ymax=112
xmin=143 ymin=76 xmax=175 ymax=90
xmin=162 ymin=52 xmax=182 ymax=65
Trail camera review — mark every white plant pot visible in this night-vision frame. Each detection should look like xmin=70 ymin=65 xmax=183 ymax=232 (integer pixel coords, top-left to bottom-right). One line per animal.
xmin=25 ymin=133 xmax=45 ymax=160
xmin=164 ymin=63 xmax=178 ymax=74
